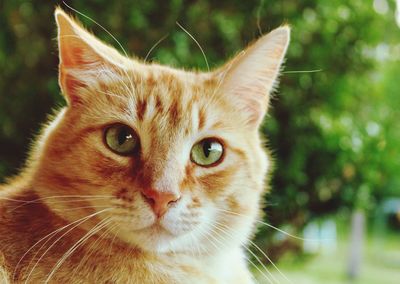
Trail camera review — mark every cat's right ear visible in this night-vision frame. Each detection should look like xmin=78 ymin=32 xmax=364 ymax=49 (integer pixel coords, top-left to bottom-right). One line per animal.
xmin=55 ymin=8 xmax=127 ymax=105
xmin=217 ymin=26 xmax=290 ymax=128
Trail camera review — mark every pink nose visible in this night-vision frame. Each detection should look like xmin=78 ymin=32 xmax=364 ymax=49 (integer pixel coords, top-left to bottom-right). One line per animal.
xmin=141 ymin=188 xmax=180 ymax=217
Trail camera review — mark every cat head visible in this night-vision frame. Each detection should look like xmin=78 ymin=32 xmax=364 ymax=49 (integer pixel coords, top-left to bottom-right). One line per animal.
xmin=31 ymin=8 xmax=289 ymax=254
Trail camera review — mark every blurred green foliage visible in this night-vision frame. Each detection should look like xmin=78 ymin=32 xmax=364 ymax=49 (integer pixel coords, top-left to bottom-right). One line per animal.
xmin=1 ymin=0 xmax=399 ymax=255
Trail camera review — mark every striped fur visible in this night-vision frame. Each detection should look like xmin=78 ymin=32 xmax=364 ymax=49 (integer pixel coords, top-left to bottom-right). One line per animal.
xmin=0 ymin=8 xmax=290 ymax=283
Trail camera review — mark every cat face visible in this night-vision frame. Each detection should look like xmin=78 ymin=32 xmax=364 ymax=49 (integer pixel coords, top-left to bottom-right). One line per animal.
xmin=31 ymin=9 xmax=289 ymax=254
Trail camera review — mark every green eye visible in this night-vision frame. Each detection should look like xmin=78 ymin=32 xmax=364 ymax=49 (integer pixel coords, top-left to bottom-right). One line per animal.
xmin=104 ymin=124 xmax=139 ymax=155
xmin=191 ymin=138 xmax=224 ymax=167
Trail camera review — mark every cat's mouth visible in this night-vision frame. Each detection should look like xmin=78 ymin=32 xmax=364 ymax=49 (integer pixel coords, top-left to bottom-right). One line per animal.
xmin=144 ymin=222 xmax=175 ymax=236
xmin=114 ymin=214 xmax=182 ymax=238
xmin=108 ymin=195 xmax=207 ymax=252
xmin=122 ymin=222 xmax=188 ymax=253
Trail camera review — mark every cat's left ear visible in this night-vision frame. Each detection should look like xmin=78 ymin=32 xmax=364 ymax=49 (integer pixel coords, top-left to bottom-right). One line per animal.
xmin=218 ymin=26 xmax=290 ymax=127
xmin=55 ymin=8 xmax=127 ymax=105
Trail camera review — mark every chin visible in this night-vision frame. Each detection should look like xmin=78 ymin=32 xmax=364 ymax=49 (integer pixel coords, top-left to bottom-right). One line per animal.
xmin=113 ymin=223 xmax=198 ymax=253
xmin=135 ymin=225 xmax=180 ymax=252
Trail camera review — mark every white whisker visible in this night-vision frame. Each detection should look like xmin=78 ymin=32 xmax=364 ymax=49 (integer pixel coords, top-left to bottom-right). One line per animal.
xmin=256 ymin=0 xmax=265 ymax=36
xmin=216 ymin=221 xmax=293 ymax=284
xmin=9 ymin=195 xmax=112 ymax=212
xmin=282 ymin=69 xmax=322 ymax=74
xmin=52 ymin=205 xmax=112 ymax=212
xmin=62 ymin=1 xmax=137 ymax=101
xmin=23 ymin=208 xmax=113 ymax=283
xmin=1 ymin=195 xmax=112 ymax=204
xmin=248 ymin=238 xmax=292 ymax=284
xmin=208 ymin=222 xmax=274 ymax=284
xmin=176 ymin=21 xmax=210 ymax=71
xmin=203 ymin=227 xmax=264 ymax=284
xmin=96 ymin=65 xmax=136 ymax=99
xmin=96 ymin=89 xmax=128 ymax=101
xmin=215 ymin=208 xmax=321 ymax=242
xmin=144 ymin=34 xmax=169 ymax=62
xmin=44 ymin=218 xmax=113 ymax=283
xmin=107 ymin=223 xmax=118 ymax=263
xmin=70 ymin=221 xmax=117 ymax=279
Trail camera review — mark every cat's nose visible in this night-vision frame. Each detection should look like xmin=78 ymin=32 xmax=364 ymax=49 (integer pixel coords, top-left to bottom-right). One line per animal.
xmin=141 ymin=188 xmax=180 ymax=217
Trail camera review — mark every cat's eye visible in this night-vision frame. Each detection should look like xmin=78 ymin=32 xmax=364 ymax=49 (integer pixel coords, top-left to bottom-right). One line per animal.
xmin=191 ymin=138 xmax=224 ymax=167
xmin=104 ymin=124 xmax=139 ymax=155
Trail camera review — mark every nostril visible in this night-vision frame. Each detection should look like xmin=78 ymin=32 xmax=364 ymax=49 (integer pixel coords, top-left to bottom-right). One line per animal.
xmin=141 ymin=192 xmax=155 ymax=206
xmin=141 ymin=188 xmax=181 ymax=217
xmin=167 ymin=196 xmax=181 ymax=207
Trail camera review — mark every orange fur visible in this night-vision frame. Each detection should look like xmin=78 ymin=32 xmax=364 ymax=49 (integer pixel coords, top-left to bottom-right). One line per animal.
xmin=0 ymin=8 xmax=290 ymax=283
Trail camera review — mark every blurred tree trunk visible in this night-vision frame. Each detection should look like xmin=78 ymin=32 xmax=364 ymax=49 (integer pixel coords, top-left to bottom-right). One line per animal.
xmin=347 ymin=210 xmax=365 ymax=279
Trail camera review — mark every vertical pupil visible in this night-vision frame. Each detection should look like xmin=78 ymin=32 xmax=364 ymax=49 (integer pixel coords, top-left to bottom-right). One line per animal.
xmin=203 ymin=140 xmax=212 ymax=157
xmin=118 ymin=128 xmax=128 ymax=145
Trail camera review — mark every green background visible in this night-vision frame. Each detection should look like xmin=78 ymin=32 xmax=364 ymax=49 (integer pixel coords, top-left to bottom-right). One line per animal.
xmin=1 ymin=0 xmax=399 ymax=281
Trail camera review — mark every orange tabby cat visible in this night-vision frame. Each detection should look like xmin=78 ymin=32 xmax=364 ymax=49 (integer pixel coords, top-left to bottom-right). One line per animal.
xmin=0 ymin=8 xmax=289 ymax=283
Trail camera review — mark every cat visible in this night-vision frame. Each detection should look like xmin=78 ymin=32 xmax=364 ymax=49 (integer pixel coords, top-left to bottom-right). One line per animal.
xmin=0 ymin=7 xmax=289 ymax=284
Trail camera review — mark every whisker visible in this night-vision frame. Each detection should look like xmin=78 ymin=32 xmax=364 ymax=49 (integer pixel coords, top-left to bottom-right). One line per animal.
xmin=209 ymin=222 xmax=274 ymax=284
xmin=195 ymin=226 xmax=262 ymax=283
xmin=215 ymin=208 xmax=321 ymax=242
xmin=96 ymin=89 xmax=128 ymax=101
xmin=207 ymin=50 xmax=246 ymax=111
xmin=95 ymin=66 xmax=136 ymax=100
xmin=196 ymin=229 xmax=221 ymax=254
xmin=216 ymin=221 xmax=292 ymax=284
xmin=282 ymin=69 xmax=322 ymax=74
xmin=248 ymin=239 xmax=292 ymax=284
xmin=256 ymin=0 xmax=265 ymax=36
xmin=62 ymin=2 xmax=128 ymax=59
xmin=52 ymin=205 xmax=112 ymax=212
xmin=62 ymin=2 xmax=137 ymax=100
xmin=0 ymin=195 xmax=110 ymax=204
xmin=247 ymin=258 xmax=263 ymax=284
xmin=44 ymin=218 xmax=113 ymax=283
xmin=189 ymin=229 xmax=207 ymax=256
xmin=176 ymin=21 xmax=210 ymax=71
xmin=70 ymin=222 xmax=117 ymax=279
xmin=107 ymin=224 xmax=118 ymax=263
xmin=202 ymin=227 xmax=264 ymax=284
xmin=3 ymin=195 xmax=112 ymax=202
xmin=0 ymin=197 xmax=32 ymax=203
xmin=12 ymin=210 xmax=109 ymax=280
xmin=144 ymin=33 xmax=169 ymax=62
xmin=9 ymin=195 xmax=113 ymax=212
xmin=23 ymin=208 xmax=113 ymax=283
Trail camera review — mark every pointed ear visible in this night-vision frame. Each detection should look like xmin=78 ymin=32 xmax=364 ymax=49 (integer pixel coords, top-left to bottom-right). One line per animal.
xmin=55 ymin=8 xmax=127 ymax=104
xmin=218 ymin=26 xmax=290 ymax=127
